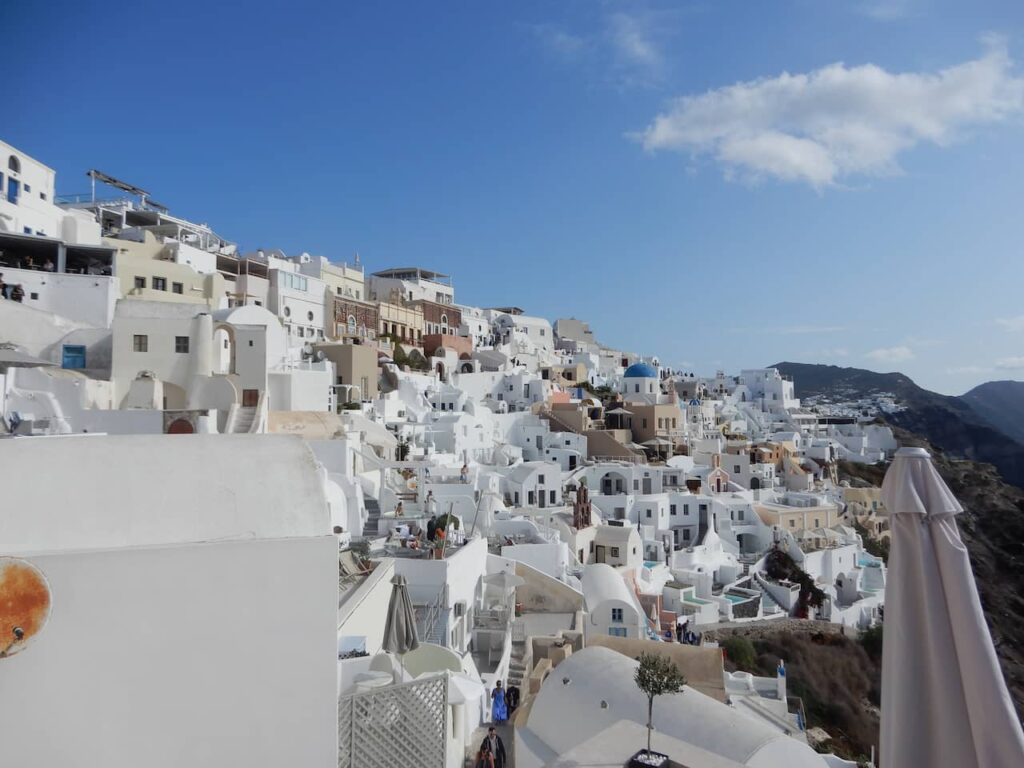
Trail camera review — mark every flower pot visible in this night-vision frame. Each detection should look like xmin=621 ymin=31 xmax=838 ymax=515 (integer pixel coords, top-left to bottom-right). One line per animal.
xmin=629 ymin=749 xmax=669 ymax=768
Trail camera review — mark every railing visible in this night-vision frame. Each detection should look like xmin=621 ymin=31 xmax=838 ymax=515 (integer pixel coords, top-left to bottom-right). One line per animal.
xmin=415 ymin=588 xmax=446 ymax=646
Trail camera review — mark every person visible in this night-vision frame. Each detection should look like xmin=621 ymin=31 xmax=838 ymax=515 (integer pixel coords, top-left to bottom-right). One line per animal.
xmin=460 ymin=463 xmax=469 ymax=483
xmin=10 ymin=284 xmax=24 ymax=303
xmin=505 ymin=685 xmax=520 ymax=716
xmin=491 ymin=680 xmax=508 ymax=723
xmin=676 ymin=618 xmax=687 ymax=644
xmin=42 ymin=259 xmax=54 ymax=272
xmin=480 ymin=726 xmax=507 ymax=768
xmin=395 ymin=501 xmax=404 ymax=518
xmin=475 ymin=740 xmax=495 ymax=768
xmin=425 ymin=490 xmax=437 ymax=516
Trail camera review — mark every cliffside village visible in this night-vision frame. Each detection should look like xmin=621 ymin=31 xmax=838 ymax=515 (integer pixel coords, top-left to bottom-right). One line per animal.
xmin=2 ymin=139 xmax=895 ymax=768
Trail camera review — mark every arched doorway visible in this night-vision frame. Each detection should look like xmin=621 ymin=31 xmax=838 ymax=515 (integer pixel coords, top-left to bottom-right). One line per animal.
xmin=750 ymin=477 xmax=761 ymax=491
xmin=213 ymin=323 xmax=236 ymax=374
xmin=167 ymin=418 xmax=195 ymax=434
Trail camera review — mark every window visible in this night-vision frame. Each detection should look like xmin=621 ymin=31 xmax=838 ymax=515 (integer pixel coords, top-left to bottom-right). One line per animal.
xmin=172 ymin=282 xmax=183 ymax=294
xmin=789 ymin=520 xmax=795 ymax=528
xmin=133 ymin=334 xmax=148 ymax=352
xmin=29 ymin=292 xmax=38 ymax=300
xmin=8 ymin=155 xmax=20 ymax=173
xmin=671 ymin=504 xmax=677 ymax=516
xmin=611 ymin=608 xmax=623 ymax=622
xmin=280 ymin=272 xmax=308 ymax=292
xmin=307 ymin=310 xmax=314 ymax=321
xmin=23 ymin=227 xmax=32 ymax=235
xmin=734 ymin=465 xmax=740 ymax=473
xmin=254 ymin=300 xmax=262 ymax=307
xmin=175 ymin=336 xmax=190 ymax=353
xmin=550 ymin=490 xmax=556 ymax=504
xmin=814 ymin=518 xmax=820 ymax=527
xmin=40 ymin=192 xmax=47 ymax=201
xmin=153 ymin=277 xmax=167 ymax=291
xmin=683 ymin=529 xmax=691 ymax=541
xmin=589 ymin=540 xmax=594 ymax=553
xmin=538 ymin=474 xmax=545 ymax=484
xmin=610 ymin=546 xmax=620 ymax=558
xmin=284 ymin=306 xmax=291 ymax=317
xmin=738 ymin=510 xmax=744 ymax=521
xmin=609 ymin=627 xmax=628 ymax=637
xmin=646 ymin=509 xmax=652 ymax=518
xmin=24 ymin=184 xmax=31 ymax=193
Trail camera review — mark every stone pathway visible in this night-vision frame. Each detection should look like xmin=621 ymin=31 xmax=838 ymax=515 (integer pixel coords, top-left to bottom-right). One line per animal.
xmin=465 ymin=719 xmax=514 ymax=767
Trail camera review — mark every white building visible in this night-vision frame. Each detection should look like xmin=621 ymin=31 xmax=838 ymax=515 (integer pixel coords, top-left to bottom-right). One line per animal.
xmin=581 ymin=563 xmax=645 ymax=640
xmin=369 ymin=266 xmax=454 ymax=305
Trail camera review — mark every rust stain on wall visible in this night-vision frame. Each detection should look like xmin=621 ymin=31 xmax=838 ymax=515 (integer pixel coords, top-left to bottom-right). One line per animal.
xmin=0 ymin=558 xmax=52 ymax=658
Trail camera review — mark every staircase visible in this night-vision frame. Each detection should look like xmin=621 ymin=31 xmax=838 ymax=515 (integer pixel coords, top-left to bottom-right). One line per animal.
xmin=507 ymin=656 xmax=528 ymax=689
xmin=362 ymin=498 xmax=381 ymax=538
xmin=231 ymin=406 xmax=257 ymax=434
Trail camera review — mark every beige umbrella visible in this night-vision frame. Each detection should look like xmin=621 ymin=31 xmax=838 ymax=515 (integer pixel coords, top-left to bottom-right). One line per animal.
xmin=880 ymin=447 xmax=1024 ymax=767
xmin=382 ymin=574 xmax=419 ymax=681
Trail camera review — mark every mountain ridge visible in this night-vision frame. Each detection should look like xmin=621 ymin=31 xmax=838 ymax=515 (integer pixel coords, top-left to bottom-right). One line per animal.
xmin=773 ymin=362 xmax=1024 ymax=489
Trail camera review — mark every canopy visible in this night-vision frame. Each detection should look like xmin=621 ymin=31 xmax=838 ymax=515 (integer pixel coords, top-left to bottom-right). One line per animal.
xmin=605 ymin=407 xmax=633 ymax=415
xmin=879 ymin=447 xmax=1024 ymax=768
xmin=643 ymin=438 xmax=672 ymax=446
xmin=0 ymin=345 xmax=55 ymax=370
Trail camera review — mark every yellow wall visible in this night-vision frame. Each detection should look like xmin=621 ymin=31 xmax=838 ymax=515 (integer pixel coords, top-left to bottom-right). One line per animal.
xmin=109 ymin=235 xmax=225 ymax=307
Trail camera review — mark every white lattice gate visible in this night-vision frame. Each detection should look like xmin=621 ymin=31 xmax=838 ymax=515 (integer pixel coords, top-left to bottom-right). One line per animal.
xmin=338 ymin=675 xmax=448 ymax=768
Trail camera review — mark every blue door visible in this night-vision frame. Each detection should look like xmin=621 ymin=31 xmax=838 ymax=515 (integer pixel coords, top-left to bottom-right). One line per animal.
xmin=62 ymin=345 xmax=86 ymax=369
xmin=6 ymin=177 xmax=18 ymax=204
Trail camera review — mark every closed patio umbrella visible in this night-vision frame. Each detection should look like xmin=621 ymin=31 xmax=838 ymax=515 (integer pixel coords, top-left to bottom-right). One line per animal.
xmin=879 ymin=447 xmax=1024 ymax=768
xmin=482 ymin=571 xmax=526 ymax=592
xmin=382 ymin=574 xmax=419 ymax=681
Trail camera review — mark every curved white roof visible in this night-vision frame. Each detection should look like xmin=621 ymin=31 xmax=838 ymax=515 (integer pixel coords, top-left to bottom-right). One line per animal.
xmin=0 ymin=434 xmax=329 ymax=554
xmin=581 ymin=563 xmax=636 ymax=611
xmin=526 ymin=646 xmax=829 ymax=767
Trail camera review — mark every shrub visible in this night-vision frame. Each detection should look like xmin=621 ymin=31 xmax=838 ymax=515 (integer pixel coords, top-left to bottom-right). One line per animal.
xmin=721 ymin=636 xmax=757 ymax=671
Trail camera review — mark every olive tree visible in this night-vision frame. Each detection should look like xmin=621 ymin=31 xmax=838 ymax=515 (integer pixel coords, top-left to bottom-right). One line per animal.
xmin=634 ymin=652 xmax=687 ymax=758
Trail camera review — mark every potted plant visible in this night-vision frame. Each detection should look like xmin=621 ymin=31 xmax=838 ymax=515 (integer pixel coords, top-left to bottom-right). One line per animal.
xmin=629 ymin=652 xmax=686 ymax=768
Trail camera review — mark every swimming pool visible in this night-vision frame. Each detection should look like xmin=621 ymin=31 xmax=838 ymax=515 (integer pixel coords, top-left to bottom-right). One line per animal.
xmin=723 ymin=593 xmax=751 ymax=604
xmin=644 ymin=560 xmax=661 ymax=569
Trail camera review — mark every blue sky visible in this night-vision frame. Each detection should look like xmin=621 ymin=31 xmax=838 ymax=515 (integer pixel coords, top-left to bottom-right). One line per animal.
xmin=6 ymin=0 xmax=1024 ymax=394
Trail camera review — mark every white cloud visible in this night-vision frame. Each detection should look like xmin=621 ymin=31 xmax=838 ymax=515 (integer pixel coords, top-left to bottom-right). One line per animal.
xmin=637 ymin=39 xmax=1024 ymax=188
xmin=858 ymin=1 xmax=914 ymax=21
xmin=532 ymin=24 xmax=587 ymax=58
xmin=866 ymin=346 xmax=915 ymax=363
xmin=606 ymin=12 xmax=664 ymax=84
xmin=531 ymin=10 xmax=672 ymax=88
xmin=996 ymin=315 xmax=1024 ymax=332
xmin=995 ymin=356 xmax=1024 ymax=370
xmin=822 ymin=347 xmax=850 ymax=358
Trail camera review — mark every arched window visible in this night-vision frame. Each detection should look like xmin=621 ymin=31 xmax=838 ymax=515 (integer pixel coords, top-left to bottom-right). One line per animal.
xmin=307 ymin=310 xmax=314 ymax=321
xmin=284 ymin=306 xmax=291 ymax=317
xmin=8 ymin=156 xmax=21 ymax=173
xmin=347 ymin=314 xmax=357 ymax=332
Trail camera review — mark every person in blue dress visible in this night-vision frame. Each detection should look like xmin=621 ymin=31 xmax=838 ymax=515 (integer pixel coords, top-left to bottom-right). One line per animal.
xmin=491 ymin=680 xmax=508 ymax=723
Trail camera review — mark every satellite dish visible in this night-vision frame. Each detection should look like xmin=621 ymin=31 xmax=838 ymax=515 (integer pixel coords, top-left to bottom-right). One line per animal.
xmin=0 ymin=558 xmax=52 ymax=659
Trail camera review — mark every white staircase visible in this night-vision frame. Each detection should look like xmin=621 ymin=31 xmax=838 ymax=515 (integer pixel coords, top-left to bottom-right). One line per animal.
xmin=231 ymin=406 xmax=257 ymax=434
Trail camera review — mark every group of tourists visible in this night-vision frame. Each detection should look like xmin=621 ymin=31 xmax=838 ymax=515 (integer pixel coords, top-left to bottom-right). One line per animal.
xmin=475 ymin=680 xmax=519 ymax=767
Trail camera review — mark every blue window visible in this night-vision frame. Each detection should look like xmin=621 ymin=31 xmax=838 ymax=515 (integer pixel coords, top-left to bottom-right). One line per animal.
xmin=609 ymin=627 xmax=628 ymax=637
xmin=611 ymin=608 xmax=623 ymax=623
xmin=62 ymin=345 xmax=86 ymax=370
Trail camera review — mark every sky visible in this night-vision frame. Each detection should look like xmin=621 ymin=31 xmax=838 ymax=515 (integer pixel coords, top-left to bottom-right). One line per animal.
xmin=5 ymin=0 xmax=1024 ymax=395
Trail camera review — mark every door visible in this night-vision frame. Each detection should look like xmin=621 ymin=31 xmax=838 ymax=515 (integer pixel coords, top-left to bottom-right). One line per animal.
xmin=6 ymin=177 xmax=19 ymax=204
xmin=242 ymin=388 xmax=260 ymax=407
xmin=642 ymin=478 xmax=652 ymax=494
xmin=595 ymin=545 xmax=607 ymax=564
xmin=62 ymin=344 xmax=86 ymax=369
xmin=569 ymin=455 xmax=577 ymax=470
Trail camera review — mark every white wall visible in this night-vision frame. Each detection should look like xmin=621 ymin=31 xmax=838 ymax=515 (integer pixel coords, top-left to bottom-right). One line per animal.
xmin=0 ymin=267 xmax=117 ymax=327
xmin=1 ymin=538 xmax=338 ymax=768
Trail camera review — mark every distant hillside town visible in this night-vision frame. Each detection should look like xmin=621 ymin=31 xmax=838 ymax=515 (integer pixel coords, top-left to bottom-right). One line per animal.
xmin=1 ymin=139 xmax=897 ymax=768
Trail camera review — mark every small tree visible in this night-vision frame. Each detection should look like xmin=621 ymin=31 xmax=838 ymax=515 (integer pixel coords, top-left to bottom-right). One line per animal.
xmin=634 ymin=652 xmax=687 ymax=759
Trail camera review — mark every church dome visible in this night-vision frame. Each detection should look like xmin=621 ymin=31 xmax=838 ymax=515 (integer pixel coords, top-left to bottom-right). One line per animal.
xmin=624 ymin=362 xmax=657 ymax=378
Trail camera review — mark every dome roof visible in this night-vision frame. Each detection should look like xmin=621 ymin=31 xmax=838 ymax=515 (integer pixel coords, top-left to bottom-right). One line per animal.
xmin=624 ymin=362 xmax=657 ymax=378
